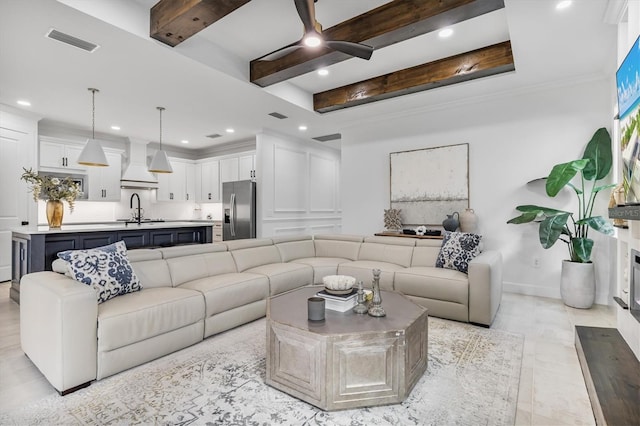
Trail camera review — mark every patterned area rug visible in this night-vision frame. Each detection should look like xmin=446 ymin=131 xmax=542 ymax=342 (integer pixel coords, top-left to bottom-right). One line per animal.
xmin=1 ymin=317 xmax=523 ymax=425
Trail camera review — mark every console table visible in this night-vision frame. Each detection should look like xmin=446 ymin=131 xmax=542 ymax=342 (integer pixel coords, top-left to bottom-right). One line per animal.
xmin=374 ymin=231 xmax=443 ymax=240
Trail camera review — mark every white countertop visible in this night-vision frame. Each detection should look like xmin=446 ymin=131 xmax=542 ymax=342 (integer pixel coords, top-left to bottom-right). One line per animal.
xmin=13 ymin=221 xmax=217 ymax=235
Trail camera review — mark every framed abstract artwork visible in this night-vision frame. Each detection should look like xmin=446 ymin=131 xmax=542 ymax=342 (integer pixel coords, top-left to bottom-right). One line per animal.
xmin=390 ymin=143 xmax=469 ymax=226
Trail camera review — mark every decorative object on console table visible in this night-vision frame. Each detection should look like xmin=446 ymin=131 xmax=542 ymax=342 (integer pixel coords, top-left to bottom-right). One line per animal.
xmin=368 ymin=269 xmax=386 ymax=317
xmin=507 ymin=128 xmax=614 ymax=309
xmin=442 ymin=211 xmax=459 ymax=231
xmin=459 ymin=208 xmax=478 ymax=232
xmin=20 ymin=167 xmax=81 ymax=228
xmin=383 ymin=208 xmax=402 ymax=232
xmin=609 ymin=185 xmax=627 ymax=228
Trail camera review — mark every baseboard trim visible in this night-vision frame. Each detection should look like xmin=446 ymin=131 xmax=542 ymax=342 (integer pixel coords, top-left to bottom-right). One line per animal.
xmin=503 ymin=282 xmax=610 ymax=306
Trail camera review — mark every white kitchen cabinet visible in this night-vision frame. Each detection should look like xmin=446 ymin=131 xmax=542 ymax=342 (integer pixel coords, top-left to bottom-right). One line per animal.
xmin=39 ymin=137 xmax=87 ymax=171
xmin=87 ymin=150 xmax=122 ymax=201
xmin=156 ymin=158 xmax=196 ymax=202
xmin=185 ymin=162 xmax=196 ymax=202
xmin=239 ymin=153 xmax=256 ymax=181
xmin=198 ymin=159 xmax=220 ymax=203
xmin=219 ymin=157 xmax=239 ymax=183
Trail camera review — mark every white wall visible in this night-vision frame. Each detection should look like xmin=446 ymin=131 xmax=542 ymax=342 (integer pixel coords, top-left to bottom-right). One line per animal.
xmin=256 ymin=131 xmax=341 ymax=237
xmin=341 ymin=78 xmax=614 ymax=302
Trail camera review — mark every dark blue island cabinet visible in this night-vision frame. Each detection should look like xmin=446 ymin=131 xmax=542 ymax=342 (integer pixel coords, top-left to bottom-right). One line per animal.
xmin=10 ymin=224 xmax=212 ymax=303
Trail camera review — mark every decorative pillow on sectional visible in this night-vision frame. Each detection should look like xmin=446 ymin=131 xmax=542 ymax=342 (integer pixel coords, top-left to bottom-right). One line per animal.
xmin=57 ymin=240 xmax=142 ymax=303
xmin=435 ymin=231 xmax=482 ymax=274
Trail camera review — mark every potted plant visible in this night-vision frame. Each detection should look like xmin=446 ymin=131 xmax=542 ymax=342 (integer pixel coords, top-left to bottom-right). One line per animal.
xmin=507 ymin=128 xmax=614 ymax=308
xmin=20 ymin=168 xmax=81 ymax=228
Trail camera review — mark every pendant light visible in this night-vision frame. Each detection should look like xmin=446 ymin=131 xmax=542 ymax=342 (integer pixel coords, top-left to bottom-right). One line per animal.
xmin=77 ymin=88 xmax=109 ymax=167
xmin=148 ymin=106 xmax=173 ymax=173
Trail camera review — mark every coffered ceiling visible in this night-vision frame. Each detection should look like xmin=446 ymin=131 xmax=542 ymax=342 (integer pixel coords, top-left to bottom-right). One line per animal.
xmin=0 ymin=0 xmax=617 ymax=150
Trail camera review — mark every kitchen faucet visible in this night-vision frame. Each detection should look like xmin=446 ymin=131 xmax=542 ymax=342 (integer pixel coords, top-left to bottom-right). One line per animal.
xmin=130 ymin=193 xmax=142 ymax=225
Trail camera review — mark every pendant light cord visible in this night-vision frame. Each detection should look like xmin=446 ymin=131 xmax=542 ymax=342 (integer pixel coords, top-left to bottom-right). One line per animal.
xmin=157 ymin=106 xmax=165 ymax=151
xmin=88 ymin=88 xmax=99 ymax=139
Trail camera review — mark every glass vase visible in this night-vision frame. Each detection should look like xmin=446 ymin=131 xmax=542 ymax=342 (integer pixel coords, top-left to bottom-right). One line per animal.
xmin=46 ymin=200 xmax=64 ymax=228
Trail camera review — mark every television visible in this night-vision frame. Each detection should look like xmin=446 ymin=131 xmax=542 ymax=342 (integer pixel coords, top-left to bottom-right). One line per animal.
xmin=616 ymin=35 xmax=640 ymax=121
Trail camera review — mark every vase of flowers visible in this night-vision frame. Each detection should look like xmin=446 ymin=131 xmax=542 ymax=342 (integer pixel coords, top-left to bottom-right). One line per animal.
xmin=20 ymin=168 xmax=81 ymax=228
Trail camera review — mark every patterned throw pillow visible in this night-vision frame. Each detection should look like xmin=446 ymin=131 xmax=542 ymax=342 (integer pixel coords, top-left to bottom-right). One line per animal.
xmin=58 ymin=241 xmax=142 ymax=303
xmin=435 ymin=232 xmax=482 ymax=274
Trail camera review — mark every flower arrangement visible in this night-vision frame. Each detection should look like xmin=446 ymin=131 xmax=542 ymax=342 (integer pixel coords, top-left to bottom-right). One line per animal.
xmin=20 ymin=168 xmax=81 ymax=212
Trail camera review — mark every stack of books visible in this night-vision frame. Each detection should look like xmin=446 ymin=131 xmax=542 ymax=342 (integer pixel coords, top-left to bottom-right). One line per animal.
xmin=316 ymin=288 xmax=358 ymax=312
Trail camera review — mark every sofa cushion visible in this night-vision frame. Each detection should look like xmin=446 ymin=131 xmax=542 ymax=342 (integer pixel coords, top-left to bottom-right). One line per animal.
xmin=411 ymin=239 xmax=444 ymax=267
xmin=231 ymin=245 xmax=282 ymax=272
xmin=97 ymin=287 xmax=204 ymax=352
xmin=314 ymin=239 xmax=361 ymax=260
xmin=58 ymin=241 xmax=142 ymax=303
xmin=394 ymin=266 xmax=469 ymax=305
xmin=357 ymin=242 xmax=414 ymax=267
xmin=159 ymin=243 xmax=227 ymax=259
xmin=291 ymin=257 xmax=351 ymax=284
xmin=275 ymin=239 xmax=315 ymax=262
xmin=247 ymin=262 xmax=313 ymax=295
xmin=179 ymin=272 xmax=268 ymax=317
xmin=436 ymin=232 xmax=482 ymax=274
xmin=337 ymin=261 xmax=404 ymax=291
xmin=166 ymin=252 xmax=237 ymax=286
xmin=131 ymin=259 xmax=172 ymax=289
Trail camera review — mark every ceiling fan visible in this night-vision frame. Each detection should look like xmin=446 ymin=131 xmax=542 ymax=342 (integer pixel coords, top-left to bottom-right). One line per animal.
xmin=259 ymin=0 xmax=374 ymax=61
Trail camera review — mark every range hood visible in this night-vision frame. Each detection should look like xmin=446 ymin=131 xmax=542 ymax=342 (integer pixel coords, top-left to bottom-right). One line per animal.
xmin=120 ymin=142 xmax=159 ymax=189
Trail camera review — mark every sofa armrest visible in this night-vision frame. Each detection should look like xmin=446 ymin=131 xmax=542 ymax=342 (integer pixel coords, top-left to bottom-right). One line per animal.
xmin=20 ymin=272 xmax=98 ymax=394
xmin=467 ymin=250 xmax=503 ymax=326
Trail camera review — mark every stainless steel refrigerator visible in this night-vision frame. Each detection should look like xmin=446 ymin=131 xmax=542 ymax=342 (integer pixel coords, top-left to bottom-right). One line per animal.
xmin=223 ymin=180 xmax=256 ymax=240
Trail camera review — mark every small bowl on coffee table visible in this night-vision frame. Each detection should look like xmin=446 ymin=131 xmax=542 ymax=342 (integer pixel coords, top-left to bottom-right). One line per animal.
xmin=322 ymin=275 xmax=356 ymax=295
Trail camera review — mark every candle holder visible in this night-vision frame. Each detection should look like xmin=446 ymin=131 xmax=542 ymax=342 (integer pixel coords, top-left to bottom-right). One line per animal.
xmin=368 ymin=269 xmax=386 ymax=317
xmin=353 ymin=280 xmax=369 ymax=314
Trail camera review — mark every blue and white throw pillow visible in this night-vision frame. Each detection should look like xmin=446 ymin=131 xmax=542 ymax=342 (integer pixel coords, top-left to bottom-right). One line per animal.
xmin=58 ymin=241 xmax=142 ymax=303
xmin=435 ymin=231 xmax=482 ymax=274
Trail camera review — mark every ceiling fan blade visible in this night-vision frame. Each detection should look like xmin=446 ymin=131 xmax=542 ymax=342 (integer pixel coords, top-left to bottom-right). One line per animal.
xmin=258 ymin=41 xmax=304 ymax=61
xmin=325 ymin=40 xmax=374 ymax=60
xmin=294 ymin=0 xmax=316 ymax=34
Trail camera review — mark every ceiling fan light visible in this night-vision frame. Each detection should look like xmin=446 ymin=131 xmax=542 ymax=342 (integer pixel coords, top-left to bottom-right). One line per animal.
xmin=303 ymin=34 xmax=322 ymax=47
xmin=149 ymin=150 xmax=173 ymax=173
xmin=78 ymin=138 xmax=108 ymax=166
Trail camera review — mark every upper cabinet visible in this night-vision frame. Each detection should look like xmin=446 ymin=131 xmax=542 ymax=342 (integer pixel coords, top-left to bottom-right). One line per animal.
xmin=197 ymin=159 xmax=220 ymax=203
xmin=156 ymin=158 xmax=196 ymax=202
xmin=39 ymin=137 xmax=87 ymax=172
xmin=219 ymin=157 xmax=239 ymax=183
xmin=86 ymin=150 xmax=122 ymax=201
xmin=239 ymin=153 xmax=256 ymax=181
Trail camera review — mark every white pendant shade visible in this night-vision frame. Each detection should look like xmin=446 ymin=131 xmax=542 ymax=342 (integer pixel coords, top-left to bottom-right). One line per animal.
xmin=149 ymin=149 xmax=173 ymax=173
xmin=77 ymin=138 xmax=108 ymax=166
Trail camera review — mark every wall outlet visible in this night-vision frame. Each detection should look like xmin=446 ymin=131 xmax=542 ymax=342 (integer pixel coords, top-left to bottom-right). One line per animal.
xmin=533 ymin=257 xmax=540 ymax=268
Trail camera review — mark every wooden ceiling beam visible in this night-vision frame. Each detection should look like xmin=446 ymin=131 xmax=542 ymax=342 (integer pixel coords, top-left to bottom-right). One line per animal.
xmin=313 ymin=41 xmax=514 ymax=113
xmin=250 ymin=0 xmax=505 ymax=87
xmin=150 ymin=0 xmax=251 ymax=47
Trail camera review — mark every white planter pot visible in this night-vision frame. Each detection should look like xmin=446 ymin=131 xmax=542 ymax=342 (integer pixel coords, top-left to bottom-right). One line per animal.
xmin=560 ymin=260 xmax=595 ymax=309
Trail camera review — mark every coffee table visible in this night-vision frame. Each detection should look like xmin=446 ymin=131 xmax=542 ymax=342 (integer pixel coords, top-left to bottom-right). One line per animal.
xmin=266 ymin=285 xmax=428 ymax=411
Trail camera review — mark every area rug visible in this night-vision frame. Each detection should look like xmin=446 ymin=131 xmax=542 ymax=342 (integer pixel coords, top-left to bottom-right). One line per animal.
xmin=1 ymin=317 xmax=523 ymax=425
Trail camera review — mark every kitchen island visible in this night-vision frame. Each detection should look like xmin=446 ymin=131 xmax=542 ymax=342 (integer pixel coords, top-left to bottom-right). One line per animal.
xmin=10 ymin=221 xmax=214 ymax=303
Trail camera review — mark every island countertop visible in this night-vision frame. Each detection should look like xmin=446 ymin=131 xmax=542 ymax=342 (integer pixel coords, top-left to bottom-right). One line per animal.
xmin=12 ymin=220 xmax=217 ymax=235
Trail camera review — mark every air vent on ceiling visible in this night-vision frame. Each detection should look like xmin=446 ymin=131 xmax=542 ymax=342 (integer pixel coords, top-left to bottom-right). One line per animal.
xmin=268 ymin=112 xmax=288 ymax=119
xmin=206 ymin=133 xmax=222 ymax=139
xmin=45 ymin=28 xmax=99 ymax=53
xmin=312 ymin=133 xmax=342 ymax=142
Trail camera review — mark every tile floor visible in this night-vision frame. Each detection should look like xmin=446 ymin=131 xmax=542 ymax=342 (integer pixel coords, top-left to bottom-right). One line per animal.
xmin=0 ymin=281 xmax=615 ymax=425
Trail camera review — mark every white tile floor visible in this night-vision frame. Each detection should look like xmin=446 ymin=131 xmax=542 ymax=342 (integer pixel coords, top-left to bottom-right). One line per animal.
xmin=0 ymin=281 xmax=615 ymax=425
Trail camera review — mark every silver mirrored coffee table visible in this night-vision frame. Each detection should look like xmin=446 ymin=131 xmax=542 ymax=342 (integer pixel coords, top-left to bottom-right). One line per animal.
xmin=266 ymin=285 xmax=428 ymax=411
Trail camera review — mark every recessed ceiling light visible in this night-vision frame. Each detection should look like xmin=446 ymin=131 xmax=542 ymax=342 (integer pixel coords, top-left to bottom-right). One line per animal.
xmin=438 ymin=28 xmax=453 ymax=38
xmin=181 ymin=140 xmax=189 ymax=144
xmin=17 ymin=100 xmax=31 ymax=106
xmin=111 ymin=125 xmax=120 ymax=130
xmin=299 ymin=125 xmax=308 ymax=131
xmin=226 ymin=128 xmax=235 ymax=133
xmin=317 ymin=69 xmax=329 ymax=76
xmin=556 ymin=0 xmax=572 ymax=10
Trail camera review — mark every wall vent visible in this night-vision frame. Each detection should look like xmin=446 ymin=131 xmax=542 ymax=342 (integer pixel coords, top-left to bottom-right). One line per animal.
xmin=45 ymin=28 xmax=100 ymax=53
xmin=268 ymin=112 xmax=288 ymax=119
xmin=312 ymin=133 xmax=342 ymax=142
xmin=206 ymin=133 xmax=222 ymax=139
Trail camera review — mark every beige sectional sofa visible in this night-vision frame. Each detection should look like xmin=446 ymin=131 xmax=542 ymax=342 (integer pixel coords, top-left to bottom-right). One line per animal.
xmin=20 ymin=233 xmax=502 ymax=395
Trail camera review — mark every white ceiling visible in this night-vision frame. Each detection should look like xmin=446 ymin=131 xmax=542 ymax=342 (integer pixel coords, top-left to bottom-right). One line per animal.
xmin=0 ymin=0 xmax=617 ymax=151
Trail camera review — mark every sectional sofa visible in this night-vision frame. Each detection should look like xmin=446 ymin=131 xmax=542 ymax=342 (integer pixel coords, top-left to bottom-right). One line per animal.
xmin=19 ymin=234 xmax=502 ymax=395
